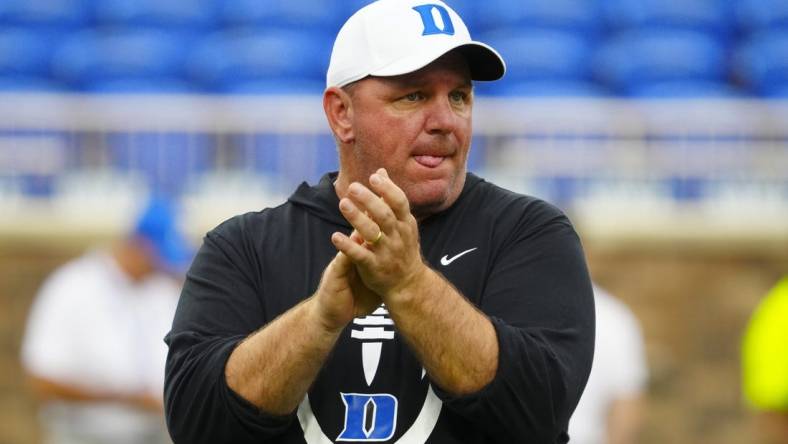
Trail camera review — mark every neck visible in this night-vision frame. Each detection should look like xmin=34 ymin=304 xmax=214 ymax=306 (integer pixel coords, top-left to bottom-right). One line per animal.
xmin=333 ymin=171 xmax=351 ymax=202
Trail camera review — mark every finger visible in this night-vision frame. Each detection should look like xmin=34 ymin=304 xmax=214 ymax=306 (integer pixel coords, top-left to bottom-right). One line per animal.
xmin=369 ymin=169 xmax=411 ymax=221
xmin=331 ymin=232 xmax=374 ymax=265
xmin=339 ymin=197 xmax=381 ymax=243
xmin=320 ymin=252 xmax=352 ymax=295
xmin=347 ymin=182 xmax=397 ymax=233
xmin=333 ymin=251 xmax=351 ymax=270
xmin=323 ymin=252 xmax=349 ymax=286
xmin=349 ymin=230 xmax=365 ymax=245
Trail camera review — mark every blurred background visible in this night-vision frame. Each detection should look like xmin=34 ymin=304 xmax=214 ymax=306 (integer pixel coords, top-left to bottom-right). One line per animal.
xmin=0 ymin=0 xmax=787 ymax=443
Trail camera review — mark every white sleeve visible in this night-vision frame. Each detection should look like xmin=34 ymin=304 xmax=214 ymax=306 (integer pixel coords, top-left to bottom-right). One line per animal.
xmin=607 ymin=300 xmax=648 ymax=397
xmin=20 ymin=266 xmax=85 ymax=383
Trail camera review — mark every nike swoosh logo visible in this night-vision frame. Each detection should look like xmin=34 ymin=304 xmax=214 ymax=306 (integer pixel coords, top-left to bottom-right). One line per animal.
xmin=440 ymin=247 xmax=478 ymax=266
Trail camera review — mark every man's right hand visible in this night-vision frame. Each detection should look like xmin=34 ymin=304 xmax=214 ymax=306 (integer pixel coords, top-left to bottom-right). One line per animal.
xmin=225 ymin=248 xmax=380 ymax=415
xmin=313 ymin=249 xmax=381 ymax=332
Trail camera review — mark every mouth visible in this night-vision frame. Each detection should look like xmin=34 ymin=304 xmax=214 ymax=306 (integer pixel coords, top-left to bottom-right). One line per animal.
xmin=413 ymin=155 xmax=446 ymax=168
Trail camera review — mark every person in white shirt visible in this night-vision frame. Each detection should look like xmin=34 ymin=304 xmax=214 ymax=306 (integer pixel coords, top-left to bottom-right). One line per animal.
xmin=569 ymin=285 xmax=649 ymax=444
xmin=21 ymin=198 xmax=193 ymax=444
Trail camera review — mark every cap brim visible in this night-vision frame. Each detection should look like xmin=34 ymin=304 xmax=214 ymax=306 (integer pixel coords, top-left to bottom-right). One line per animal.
xmin=369 ymin=41 xmax=505 ymax=82
xmin=455 ymin=42 xmax=506 ymax=81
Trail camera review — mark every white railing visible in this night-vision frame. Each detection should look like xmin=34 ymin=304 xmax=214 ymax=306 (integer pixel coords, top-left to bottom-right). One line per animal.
xmin=0 ymin=93 xmax=786 ymax=246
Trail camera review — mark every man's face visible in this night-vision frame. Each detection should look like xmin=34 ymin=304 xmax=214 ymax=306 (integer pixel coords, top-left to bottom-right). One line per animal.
xmin=340 ymin=52 xmax=473 ymax=218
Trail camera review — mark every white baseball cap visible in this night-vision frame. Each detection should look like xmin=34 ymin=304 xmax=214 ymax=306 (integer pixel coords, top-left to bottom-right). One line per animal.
xmin=326 ymin=0 xmax=506 ymax=88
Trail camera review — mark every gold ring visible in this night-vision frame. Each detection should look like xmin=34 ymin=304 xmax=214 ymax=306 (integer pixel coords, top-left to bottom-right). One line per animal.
xmin=367 ymin=231 xmax=383 ymax=245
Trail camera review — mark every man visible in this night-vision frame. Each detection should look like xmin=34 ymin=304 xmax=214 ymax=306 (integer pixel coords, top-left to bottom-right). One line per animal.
xmin=569 ymin=285 xmax=648 ymax=444
xmin=21 ymin=197 xmax=193 ymax=444
xmin=164 ymin=1 xmax=594 ymax=443
xmin=742 ymin=276 xmax=788 ymax=444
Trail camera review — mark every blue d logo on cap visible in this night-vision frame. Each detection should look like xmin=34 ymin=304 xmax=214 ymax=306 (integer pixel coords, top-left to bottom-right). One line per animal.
xmin=412 ymin=4 xmax=455 ymax=36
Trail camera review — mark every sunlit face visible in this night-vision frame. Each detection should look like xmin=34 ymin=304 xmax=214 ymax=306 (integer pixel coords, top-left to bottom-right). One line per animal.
xmin=337 ymin=52 xmax=474 ymax=218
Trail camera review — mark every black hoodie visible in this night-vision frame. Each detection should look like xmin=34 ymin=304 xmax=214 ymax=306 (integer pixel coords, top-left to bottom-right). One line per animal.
xmin=164 ymin=172 xmax=594 ymax=444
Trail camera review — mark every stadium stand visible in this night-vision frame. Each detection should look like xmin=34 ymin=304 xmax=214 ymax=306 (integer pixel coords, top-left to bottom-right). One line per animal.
xmin=735 ymin=0 xmax=788 ymax=32
xmin=0 ymin=77 xmax=66 ymax=92
xmin=475 ymin=0 xmax=601 ymax=35
xmin=476 ymin=29 xmax=593 ymax=95
xmin=106 ymin=131 xmax=215 ymax=196
xmin=629 ymin=80 xmax=742 ymax=98
xmin=734 ymin=30 xmax=788 ymax=97
xmin=0 ymin=0 xmax=785 ymax=222
xmin=50 ymin=29 xmax=191 ymax=92
xmin=767 ymin=84 xmax=788 ymax=97
xmin=217 ymin=0 xmax=343 ymax=32
xmin=92 ymin=0 xmax=218 ymax=31
xmin=0 ymin=29 xmax=66 ymax=91
xmin=186 ymin=29 xmax=330 ymax=93
xmin=0 ymin=0 xmax=90 ymax=30
xmin=0 ymin=0 xmax=782 ymax=97
xmin=593 ymin=29 xmax=729 ymax=95
xmin=487 ymin=80 xmax=608 ymax=97
xmin=238 ymin=133 xmax=338 ymax=192
xmin=600 ymin=0 xmax=733 ymax=37
xmin=339 ymin=0 xmax=378 ymax=17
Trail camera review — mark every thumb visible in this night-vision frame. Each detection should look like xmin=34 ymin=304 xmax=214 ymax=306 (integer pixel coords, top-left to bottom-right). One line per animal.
xmin=331 ymin=251 xmax=352 ymax=276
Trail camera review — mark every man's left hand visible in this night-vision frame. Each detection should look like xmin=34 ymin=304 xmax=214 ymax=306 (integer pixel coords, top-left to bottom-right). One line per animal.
xmin=331 ymin=168 xmax=427 ymax=299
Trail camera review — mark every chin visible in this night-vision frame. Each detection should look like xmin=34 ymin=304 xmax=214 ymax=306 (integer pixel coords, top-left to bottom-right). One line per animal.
xmin=405 ymin=178 xmax=463 ymax=219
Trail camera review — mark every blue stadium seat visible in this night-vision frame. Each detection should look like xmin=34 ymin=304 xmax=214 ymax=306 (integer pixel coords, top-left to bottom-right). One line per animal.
xmin=477 ymin=29 xmax=593 ymax=86
xmin=733 ymin=30 xmax=788 ymax=96
xmin=51 ymin=29 xmax=190 ymax=91
xmin=735 ymin=0 xmax=788 ymax=32
xmin=93 ymin=0 xmax=218 ymax=30
xmin=218 ymin=0 xmax=343 ymax=32
xmin=630 ymin=80 xmax=744 ymax=98
xmin=86 ymin=78 xmax=199 ymax=93
xmin=765 ymin=84 xmax=788 ymax=97
xmin=340 ymin=0 xmax=377 ymax=17
xmin=593 ymin=30 xmax=727 ymax=95
xmin=187 ymin=30 xmax=331 ymax=92
xmin=0 ymin=0 xmax=89 ymax=29
xmin=0 ymin=77 xmax=67 ymax=92
xmin=475 ymin=0 xmax=601 ymax=34
xmin=477 ymin=80 xmax=608 ymax=97
xmin=222 ymin=79 xmax=326 ymax=95
xmin=600 ymin=0 xmax=732 ymax=37
xmin=0 ymin=28 xmax=57 ymax=78
xmin=441 ymin=0 xmax=477 ymax=27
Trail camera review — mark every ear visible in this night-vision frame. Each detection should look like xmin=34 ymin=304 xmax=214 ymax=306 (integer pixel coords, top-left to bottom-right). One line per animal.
xmin=323 ymin=86 xmax=355 ymax=144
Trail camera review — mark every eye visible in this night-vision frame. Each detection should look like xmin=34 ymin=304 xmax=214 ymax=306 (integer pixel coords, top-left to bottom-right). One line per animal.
xmin=449 ymin=90 xmax=468 ymax=104
xmin=402 ymin=92 xmax=424 ymax=102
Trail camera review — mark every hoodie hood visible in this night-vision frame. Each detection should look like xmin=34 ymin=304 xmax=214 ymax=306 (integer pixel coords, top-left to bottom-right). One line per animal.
xmin=288 ymin=172 xmax=350 ymax=228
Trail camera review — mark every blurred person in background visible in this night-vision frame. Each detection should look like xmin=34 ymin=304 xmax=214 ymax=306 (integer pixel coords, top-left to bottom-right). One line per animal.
xmin=742 ymin=276 xmax=788 ymax=444
xmin=569 ymin=285 xmax=648 ymax=444
xmin=20 ymin=197 xmax=193 ymax=444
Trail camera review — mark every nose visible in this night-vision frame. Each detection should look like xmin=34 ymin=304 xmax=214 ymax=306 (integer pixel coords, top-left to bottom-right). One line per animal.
xmin=424 ymin=96 xmax=460 ymax=136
